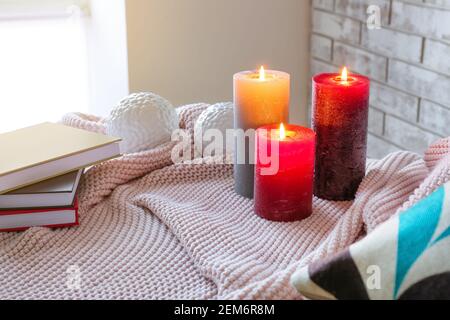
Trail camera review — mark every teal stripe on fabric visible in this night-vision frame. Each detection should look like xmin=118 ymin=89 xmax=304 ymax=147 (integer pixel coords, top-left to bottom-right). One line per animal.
xmin=433 ymin=227 xmax=450 ymax=246
xmin=394 ymin=187 xmax=445 ymax=299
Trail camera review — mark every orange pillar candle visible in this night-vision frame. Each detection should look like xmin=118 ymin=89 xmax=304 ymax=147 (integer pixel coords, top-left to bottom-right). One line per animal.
xmin=233 ymin=67 xmax=290 ymax=198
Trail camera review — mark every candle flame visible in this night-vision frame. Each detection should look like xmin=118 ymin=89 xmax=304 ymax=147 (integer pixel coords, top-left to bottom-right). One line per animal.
xmin=259 ymin=66 xmax=266 ymax=81
xmin=279 ymin=123 xmax=286 ymax=140
xmin=341 ymin=67 xmax=348 ymax=82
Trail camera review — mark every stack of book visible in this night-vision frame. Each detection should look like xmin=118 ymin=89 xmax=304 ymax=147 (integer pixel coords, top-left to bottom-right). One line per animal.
xmin=0 ymin=123 xmax=121 ymax=232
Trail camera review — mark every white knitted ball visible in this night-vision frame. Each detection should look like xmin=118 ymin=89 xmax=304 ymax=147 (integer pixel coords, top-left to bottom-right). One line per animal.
xmin=106 ymin=92 xmax=179 ymax=153
xmin=194 ymin=102 xmax=234 ymax=156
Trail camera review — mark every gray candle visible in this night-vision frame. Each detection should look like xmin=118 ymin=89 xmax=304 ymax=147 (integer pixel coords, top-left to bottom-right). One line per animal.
xmin=233 ymin=67 xmax=290 ymax=198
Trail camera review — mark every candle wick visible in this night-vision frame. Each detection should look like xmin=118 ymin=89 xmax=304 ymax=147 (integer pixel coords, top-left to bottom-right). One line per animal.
xmin=259 ymin=66 xmax=266 ymax=81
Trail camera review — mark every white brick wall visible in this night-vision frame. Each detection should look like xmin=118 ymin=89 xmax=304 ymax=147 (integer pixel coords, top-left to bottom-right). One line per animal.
xmin=310 ymin=0 xmax=450 ymax=158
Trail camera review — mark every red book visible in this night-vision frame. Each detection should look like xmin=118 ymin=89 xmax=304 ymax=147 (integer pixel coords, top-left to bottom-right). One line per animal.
xmin=0 ymin=198 xmax=79 ymax=232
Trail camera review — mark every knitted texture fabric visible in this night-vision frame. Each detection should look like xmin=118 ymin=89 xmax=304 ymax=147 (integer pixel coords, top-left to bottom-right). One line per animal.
xmin=0 ymin=103 xmax=448 ymax=300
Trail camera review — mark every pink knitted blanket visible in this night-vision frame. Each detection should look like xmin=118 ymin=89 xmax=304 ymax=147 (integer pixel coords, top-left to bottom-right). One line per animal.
xmin=0 ymin=103 xmax=448 ymax=300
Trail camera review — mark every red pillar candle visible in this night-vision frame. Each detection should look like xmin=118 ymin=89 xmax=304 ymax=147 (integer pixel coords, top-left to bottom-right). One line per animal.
xmin=254 ymin=124 xmax=316 ymax=222
xmin=312 ymin=68 xmax=370 ymax=201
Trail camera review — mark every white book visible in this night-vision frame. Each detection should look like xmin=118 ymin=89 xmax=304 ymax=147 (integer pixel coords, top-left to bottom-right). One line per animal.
xmin=0 ymin=122 xmax=121 ymax=194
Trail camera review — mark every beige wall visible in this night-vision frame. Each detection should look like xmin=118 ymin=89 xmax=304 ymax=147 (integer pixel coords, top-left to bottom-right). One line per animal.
xmin=125 ymin=0 xmax=311 ymax=125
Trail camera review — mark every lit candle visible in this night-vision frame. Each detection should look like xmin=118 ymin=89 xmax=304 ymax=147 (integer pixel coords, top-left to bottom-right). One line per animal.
xmin=254 ymin=123 xmax=315 ymax=221
xmin=233 ymin=67 xmax=290 ymax=198
xmin=312 ymin=67 xmax=370 ymax=201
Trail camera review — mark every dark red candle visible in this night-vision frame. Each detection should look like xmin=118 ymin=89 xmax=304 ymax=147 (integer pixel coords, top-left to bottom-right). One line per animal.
xmin=254 ymin=124 xmax=315 ymax=222
xmin=312 ymin=68 xmax=370 ymax=201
